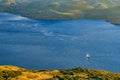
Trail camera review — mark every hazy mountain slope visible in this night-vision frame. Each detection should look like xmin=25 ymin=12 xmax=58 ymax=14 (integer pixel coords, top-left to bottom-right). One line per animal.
xmin=0 ymin=0 xmax=120 ymax=24
xmin=105 ymin=6 xmax=120 ymax=25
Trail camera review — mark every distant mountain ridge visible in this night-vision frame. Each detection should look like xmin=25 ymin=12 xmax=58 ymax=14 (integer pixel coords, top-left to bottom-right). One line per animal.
xmin=0 ymin=0 xmax=120 ymax=25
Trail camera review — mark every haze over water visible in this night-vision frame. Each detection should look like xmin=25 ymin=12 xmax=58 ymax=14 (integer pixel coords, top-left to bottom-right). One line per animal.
xmin=0 ymin=13 xmax=120 ymax=72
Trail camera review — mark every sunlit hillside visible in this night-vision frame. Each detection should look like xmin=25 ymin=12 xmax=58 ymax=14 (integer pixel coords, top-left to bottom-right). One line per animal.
xmin=0 ymin=66 xmax=120 ymax=80
xmin=0 ymin=0 xmax=120 ymax=24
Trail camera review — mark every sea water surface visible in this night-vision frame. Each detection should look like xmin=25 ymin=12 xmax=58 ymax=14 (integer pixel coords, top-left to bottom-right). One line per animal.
xmin=0 ymin=13 xmax=120 ymax=72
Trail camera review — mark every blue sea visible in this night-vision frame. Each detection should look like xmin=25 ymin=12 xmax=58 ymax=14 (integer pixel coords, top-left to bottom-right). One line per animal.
xmin=0 ymin=13 xmax=120 ymax=72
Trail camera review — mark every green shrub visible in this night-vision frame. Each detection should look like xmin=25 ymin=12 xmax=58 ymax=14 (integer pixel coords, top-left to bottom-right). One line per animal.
xmin=0 ymin=70 xmax=22 ymax=80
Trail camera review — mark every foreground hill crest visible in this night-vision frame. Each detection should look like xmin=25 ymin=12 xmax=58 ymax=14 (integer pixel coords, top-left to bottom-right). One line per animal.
xmin=0 ymin=65 xmax=120 ymax=80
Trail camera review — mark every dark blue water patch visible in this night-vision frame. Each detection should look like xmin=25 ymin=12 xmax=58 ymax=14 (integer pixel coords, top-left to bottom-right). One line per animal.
xmin=0 ymin=16 xmax=120 ymax=72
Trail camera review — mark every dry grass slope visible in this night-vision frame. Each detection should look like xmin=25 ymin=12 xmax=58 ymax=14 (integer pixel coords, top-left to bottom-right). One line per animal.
xmin=0 ymin=66 xmax=120 ymax=80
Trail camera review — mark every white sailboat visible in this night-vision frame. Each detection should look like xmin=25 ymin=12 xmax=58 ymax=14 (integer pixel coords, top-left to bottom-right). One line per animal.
xmin=86 ymin=53 xmax=90 ymax=59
